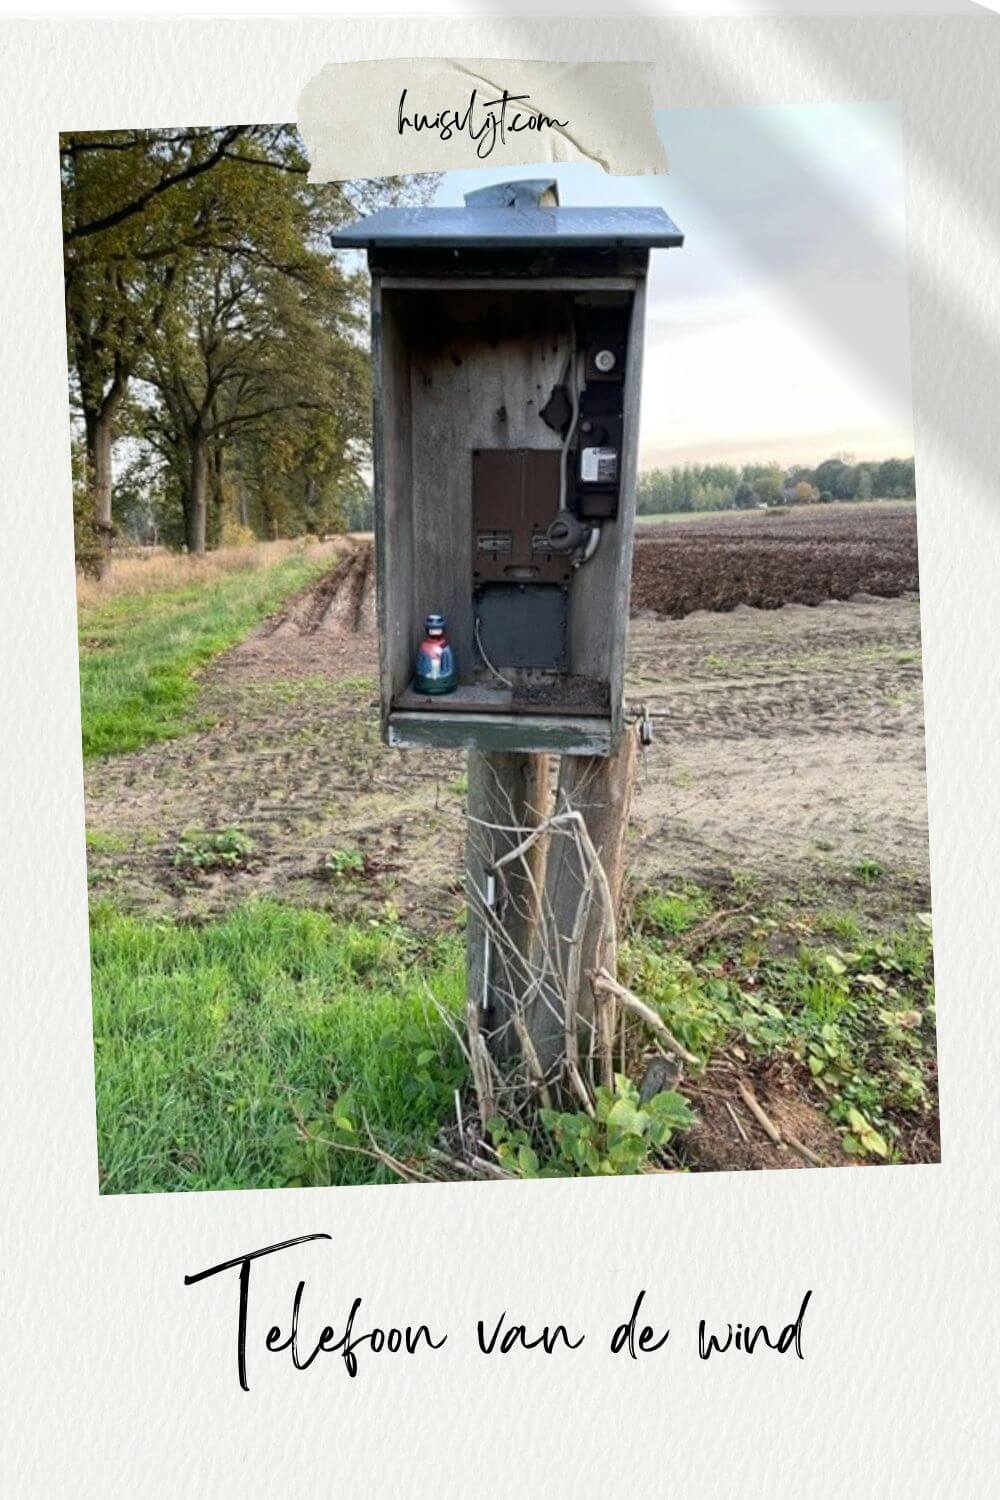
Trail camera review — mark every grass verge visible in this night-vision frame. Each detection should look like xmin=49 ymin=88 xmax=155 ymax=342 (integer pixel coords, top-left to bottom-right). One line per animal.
xmin=625 ymin=889 xmax=937 ymax=1164
xmin=91 ymin=900 xmax=465 ymax=1194
xmin=90 ymin=882 xmax=938 ymax=1194
xmin=78 ymin=546 xmax=335 ymax=758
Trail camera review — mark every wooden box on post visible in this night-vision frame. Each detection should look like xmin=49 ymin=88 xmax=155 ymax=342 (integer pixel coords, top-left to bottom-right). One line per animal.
xmin=331 ymin=179 xmax=683 ymax=759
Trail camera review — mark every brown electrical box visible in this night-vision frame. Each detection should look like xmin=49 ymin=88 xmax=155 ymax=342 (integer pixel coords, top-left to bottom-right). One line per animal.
xmin=472 ymin=449 xmax=572 ymax=586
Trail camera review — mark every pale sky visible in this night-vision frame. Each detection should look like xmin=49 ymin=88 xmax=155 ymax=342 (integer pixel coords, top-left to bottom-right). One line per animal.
xmin=435 ymin=102 xmax=914 ymax=470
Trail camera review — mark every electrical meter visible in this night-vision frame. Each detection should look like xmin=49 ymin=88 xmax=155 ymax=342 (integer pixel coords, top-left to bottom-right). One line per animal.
xmin=573 ymin=309 xmax=629 ymax=518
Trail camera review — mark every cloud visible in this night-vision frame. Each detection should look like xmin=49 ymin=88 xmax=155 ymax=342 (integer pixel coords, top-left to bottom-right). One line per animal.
xmin=434 ymin=102 xmax=913 ymax=468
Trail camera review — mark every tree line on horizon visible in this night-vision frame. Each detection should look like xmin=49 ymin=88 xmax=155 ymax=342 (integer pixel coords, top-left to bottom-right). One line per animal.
xmin=636 ymin=455 xmax=916 ymax=516
xmin=63 ymin=125 xmax=431 ymax=574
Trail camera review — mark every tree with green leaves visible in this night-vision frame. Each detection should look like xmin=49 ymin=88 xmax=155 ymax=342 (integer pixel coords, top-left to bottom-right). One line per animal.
xmin=63 ymin=127 xmax=255 ymax=562
xmin=751 ymin=471 xmax=785 ymax=506
xmin=140 ymin=234 xmax=362 ymax=553
xmin=62 ymin=124 xmax=432 ymax=561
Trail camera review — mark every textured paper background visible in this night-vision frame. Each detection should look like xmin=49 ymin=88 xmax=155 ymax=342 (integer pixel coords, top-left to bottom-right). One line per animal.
xmin=299 ymin=59 xmax=667 ymax=178
xmin=2 ymin=12 xmax=999 ymax=1497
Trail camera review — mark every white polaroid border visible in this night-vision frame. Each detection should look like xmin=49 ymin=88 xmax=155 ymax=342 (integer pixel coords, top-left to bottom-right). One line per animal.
xmin=1 ymin=11 xmax=998 ymax=1496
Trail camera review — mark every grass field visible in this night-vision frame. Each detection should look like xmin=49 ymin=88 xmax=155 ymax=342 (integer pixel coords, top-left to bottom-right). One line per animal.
xmin=78 ymin=541 xmax=339 ymax=759
xmin=91 ymin=900 xmax=465 ymax=1193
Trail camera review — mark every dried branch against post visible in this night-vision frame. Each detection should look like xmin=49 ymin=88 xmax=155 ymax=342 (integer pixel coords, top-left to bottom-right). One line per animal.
xmin=734 ymin=1080 xmax=784 ymax=1146
xmin=590 ymin=968 xmax=700 ymax=1066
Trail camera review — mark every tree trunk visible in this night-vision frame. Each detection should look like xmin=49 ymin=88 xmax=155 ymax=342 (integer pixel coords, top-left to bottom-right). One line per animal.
xmin=184 ymin=438 xmax=209 ymax=555
xmin=526 ymin=728 xmax=639 ymax=1085
xmin=466 ymin=750 xmax=551 ymax=1063
xmin=230 ymin=432 xmax=250 ymax=528
xmin=260 ymin=490 xmax=277 ymax=540
xmin=81 ymin=373 xmax=126 ymax=572
xmin=84 ymin=408 xmax=115 ymax=533
xmin=209 ymin=441 xmax=225 ymax=546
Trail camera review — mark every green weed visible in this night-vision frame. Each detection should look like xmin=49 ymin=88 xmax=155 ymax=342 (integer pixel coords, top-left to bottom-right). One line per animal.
xmin=816 ymin=909 xmax=863 ymax=943
xmin=173 ymin=827 xmax=256 ymax=874
xmin=489 ymin=1076 xmax=695 ymax=1178
xmin=85 ymin=829 xmax=129 ymax=855
xmin=633 ymin=885 xmax=711 ymax=937
xmin=623 ymin=886 xmax=936 ymax=1163
xmin=322 ymin=847 xmax=366 ymax=879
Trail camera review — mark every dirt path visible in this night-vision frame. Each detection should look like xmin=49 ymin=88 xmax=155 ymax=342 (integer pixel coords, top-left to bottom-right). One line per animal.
xmin=84 ymin=537 xmax=461 ymax=923
xmin=84 ymin=539 xmax=929 ymax=928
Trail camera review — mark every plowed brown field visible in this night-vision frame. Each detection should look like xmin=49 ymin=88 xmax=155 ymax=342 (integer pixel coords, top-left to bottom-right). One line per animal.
xmin=632 ymin=502 xmax=918 ymax=617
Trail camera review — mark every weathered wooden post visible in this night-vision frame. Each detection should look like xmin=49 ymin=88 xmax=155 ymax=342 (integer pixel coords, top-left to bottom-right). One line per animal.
xmin=466 ymin=749 xmax=551 ymax=1060
xmin=331 ymin=179 xmax=683 ymax=1092
xmin=528 ymin=732 xmax=640 ymax=1084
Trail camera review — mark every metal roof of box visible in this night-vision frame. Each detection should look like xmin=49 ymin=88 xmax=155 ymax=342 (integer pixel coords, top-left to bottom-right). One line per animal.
xmin=330 ymin=179 xmax=683 ymax=252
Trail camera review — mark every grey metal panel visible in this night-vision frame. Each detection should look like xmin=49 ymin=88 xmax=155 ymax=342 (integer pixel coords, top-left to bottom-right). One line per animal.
xmin=388 ymin=711 xmax=612 ymax=756
xmin=476 ymin=583 xmax=568 ymax=672
xmin=370 ymin=247 xmax=651 ymax=280
xmin=331 ymin=205 xmax=683 ymax=251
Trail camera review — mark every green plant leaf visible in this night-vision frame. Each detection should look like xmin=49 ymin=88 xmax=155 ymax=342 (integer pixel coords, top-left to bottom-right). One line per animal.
xmin=645 ymin=1089 xmax=695 ymax=1130
xmin=518 ymin=1144 xmax=540 ymax=1177
xmin=607 ymin=1098 xmax=646 ymax=1137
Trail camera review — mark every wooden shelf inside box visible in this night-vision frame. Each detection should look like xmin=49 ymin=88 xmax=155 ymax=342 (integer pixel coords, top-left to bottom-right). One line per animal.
xmin=387 ymin=709 xmax=613 ymax=756
xmin=393 ymin=675 xmax=610 ymax=719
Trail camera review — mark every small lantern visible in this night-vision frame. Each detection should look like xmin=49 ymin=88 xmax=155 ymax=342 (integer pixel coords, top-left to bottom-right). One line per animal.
xmin=331 ymin=178 xmax=683 ymax=756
